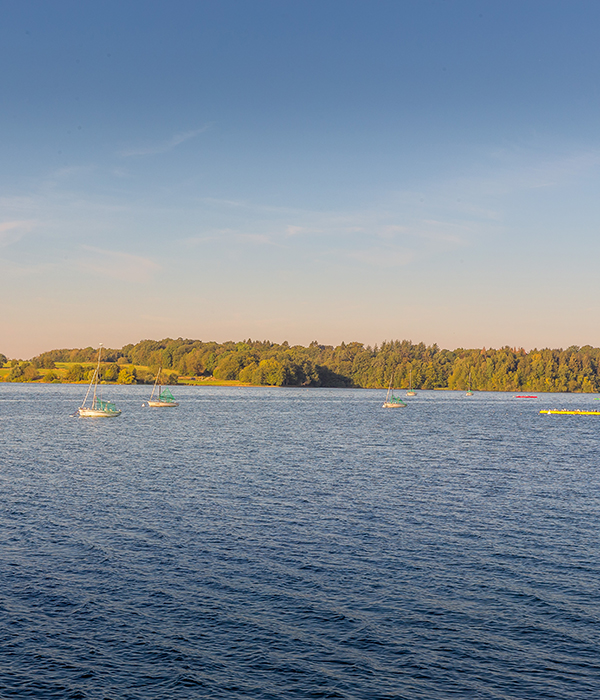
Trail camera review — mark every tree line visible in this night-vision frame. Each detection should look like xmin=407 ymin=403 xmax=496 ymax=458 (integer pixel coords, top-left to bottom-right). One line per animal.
xmin=3 ymin=338 xmax=600 ymax=392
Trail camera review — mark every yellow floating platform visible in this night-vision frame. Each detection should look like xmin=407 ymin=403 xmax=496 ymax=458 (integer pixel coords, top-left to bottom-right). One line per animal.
xmin=540 ymin=409 xmax=600 ymax=415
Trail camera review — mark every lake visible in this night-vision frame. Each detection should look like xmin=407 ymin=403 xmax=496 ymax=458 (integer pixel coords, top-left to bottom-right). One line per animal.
xmin=1 ymin=385 xmax=598 ymax=699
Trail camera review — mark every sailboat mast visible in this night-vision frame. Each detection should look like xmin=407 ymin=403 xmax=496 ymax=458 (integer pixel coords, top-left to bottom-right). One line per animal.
xmin=92 ymin=344 xmax=102 ymax=404
xmin=150 ymin=367 xmax=161 ymax=401
xmin=81 ymin=371 xmax=94 ymax=407
xmin=80 ymin=344 xmax=102 ymax=408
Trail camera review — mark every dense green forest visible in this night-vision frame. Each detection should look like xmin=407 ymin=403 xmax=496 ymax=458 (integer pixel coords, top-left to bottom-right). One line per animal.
xmin=3 ymin=338 xmax=600 ymax=392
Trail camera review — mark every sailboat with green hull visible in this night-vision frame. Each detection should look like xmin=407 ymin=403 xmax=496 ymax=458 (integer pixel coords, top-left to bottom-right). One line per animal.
xmin=466 ymin=371 xmax=474 ymax=396
xmin=147 ymin=369 xmax=179 ymax=407
xmin=382 ymin=375 xmax=407 ymax=408
xmin=78 ymin=344 xmax=121 ymax=417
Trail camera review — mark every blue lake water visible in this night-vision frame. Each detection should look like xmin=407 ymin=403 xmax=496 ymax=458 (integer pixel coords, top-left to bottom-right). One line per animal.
xmin=1 ymin=385 xmax=599 ymax=699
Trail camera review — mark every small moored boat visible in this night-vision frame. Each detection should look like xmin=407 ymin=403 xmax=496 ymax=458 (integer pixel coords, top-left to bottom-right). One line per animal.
xmin=147 ymin=368 xmax=179 ymax=407
xmin=465 ymin=371 xmax=474 ymax=396
xmin=383 ymin=375 xmax=406 ymax=408
xmin=78 ymin=344 xmax=121 ymax=417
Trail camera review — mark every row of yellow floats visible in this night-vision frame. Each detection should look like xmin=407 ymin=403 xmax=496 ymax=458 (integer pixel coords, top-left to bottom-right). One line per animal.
xmin=540 ymin=409 xmax=600 ymax=415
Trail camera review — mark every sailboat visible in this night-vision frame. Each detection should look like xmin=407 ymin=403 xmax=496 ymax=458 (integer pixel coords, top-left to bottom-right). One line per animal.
xmin=78 ymin=344 xmax=121 ymax=417
xmin=383 ymin=374 xmax=407 ymax=408
xmin=147 ymin=368 xmax=179 ymax=407
xmin=465 ymin=371 xmax=474 ymax=396
xmin=406 ymin=369 xmax=416 ymax=397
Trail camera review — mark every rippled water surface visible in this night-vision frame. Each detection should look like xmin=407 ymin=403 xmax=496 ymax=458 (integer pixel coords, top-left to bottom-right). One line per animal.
xmin=1 ymin=385 xmax=599 ymax=699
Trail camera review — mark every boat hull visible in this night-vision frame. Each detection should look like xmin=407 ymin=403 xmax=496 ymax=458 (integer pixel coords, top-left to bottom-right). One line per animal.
xmin=78 ymin=407 xmax=121 ymax=417
xmin=382 ymin=402 xmax=406 ymax=408
xmin=148 ymin=400 xmax=179 ymax=407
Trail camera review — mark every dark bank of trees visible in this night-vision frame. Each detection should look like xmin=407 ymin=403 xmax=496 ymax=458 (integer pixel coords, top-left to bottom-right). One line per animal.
xmin=20 ymin=338 xmax=600 ymax=392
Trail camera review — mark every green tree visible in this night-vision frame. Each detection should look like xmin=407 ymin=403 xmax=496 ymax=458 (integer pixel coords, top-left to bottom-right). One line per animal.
xmin=239 ymin=362 xmax=258 ymax=383
xmin=253 ymin=358 xmax=285 ymax=385
xmin=213 ymin=353 xmax=245 ymax=381
xmin=102 ymin=364 xmax=120 ymax=382
xmin=66 ymin=364 xmax=85 ymax=382
xmin=7 ymin=364 xmax=25 ymax=381
xmin=117 ymin=367 xmax=137 ymax=384
xmin=23 ymin=364 xmax=40 ymax=381
xmin=7 ymin=362 xmax=39 ymax=382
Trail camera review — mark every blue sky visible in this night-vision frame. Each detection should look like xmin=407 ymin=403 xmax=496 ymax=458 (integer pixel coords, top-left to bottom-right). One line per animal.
xmin=3 ymin=0 xmax=600 ymax=358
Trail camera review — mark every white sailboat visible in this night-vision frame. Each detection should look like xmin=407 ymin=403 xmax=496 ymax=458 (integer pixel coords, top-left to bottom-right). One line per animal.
xmin=406 ymin=369 xmax=416 ymax=397
xmin=383 ymin=374 xmax=407 ymax=408
xmin=466 ymin=371 xmax=474 ymax=396
xmin=147 ymin=368 xmax=179 ymax=407
xmin=78 ymin=344 xmax=121 ymax=417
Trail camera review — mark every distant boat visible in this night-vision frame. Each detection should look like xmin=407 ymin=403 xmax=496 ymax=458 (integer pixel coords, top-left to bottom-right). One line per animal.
xmin=465 ymin=371 xmax=474 ymax=396
xmin=147 ymin=368 xmax=179 ymax=407
xmin=383 ymin=375 xmax=406 ymax=408
xmin=78 ymin=344 xmax=121 ymax=417
xmin=516 ymin=395 xmax=537 ymax=398
xmin=406 ymin=369 xmax=416 ymax=397
xmin=540 ymin=409 xmax=600 ymax=415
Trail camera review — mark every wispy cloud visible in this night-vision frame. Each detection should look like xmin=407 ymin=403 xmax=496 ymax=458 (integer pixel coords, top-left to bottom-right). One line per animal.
xmin=179 ymin=195 xmax=482 ymax=269
xmin=120 ymin=126 xmax=212 ymax=157
xmin=337 ymin=218 xmax=471 ymax=269
xmin=51 ymin=165 xmax=96 ymax=180
xmin=346 ymin=247 xmax=416 ymax=268
xmin=405 ymin=221 xmax=470 ymax=246
xmin=184 ymin=228 xmax=279 ymax=249
xmin=0 ymin=220 xmax=36 ymax=247
xmin=454 ymin=146 xmax=600 ymax=199
xmin=0 ymin=258 xmax=52 ymax=278
xmin=234 ymin=233 xmax=274 ymax=245
xmin=75 ymin=246 xmax=160 ymax=282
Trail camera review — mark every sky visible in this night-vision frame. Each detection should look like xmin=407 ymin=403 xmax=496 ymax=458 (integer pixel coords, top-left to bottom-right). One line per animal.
xmin=3 ymin=0 xmax=600 ymax=358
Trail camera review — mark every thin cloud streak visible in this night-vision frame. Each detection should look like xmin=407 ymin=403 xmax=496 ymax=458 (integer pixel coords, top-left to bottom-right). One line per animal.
xmin=450 ymin=147 xmax=600 ymax=198
xmin=74 ymin=246 xmax=160 ymax=282
xmin=120 ymin=126 xmax=212 ymax=157
xmin=0 ymin=258 xmax=53 ymax=279
xmin=346 ymin=247 xmax=416 ymax=268
xmin=181 ymin=191 xmax=493 ymax=266
xmin=0 ymin=220 xmax=36 ymax=247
